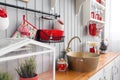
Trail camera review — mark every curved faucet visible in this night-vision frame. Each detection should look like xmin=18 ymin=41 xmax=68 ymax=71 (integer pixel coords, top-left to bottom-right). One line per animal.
xmin=66 ymin=36 xmax=81 ymax=53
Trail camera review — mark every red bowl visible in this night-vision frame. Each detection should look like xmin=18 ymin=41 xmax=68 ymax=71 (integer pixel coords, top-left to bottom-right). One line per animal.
xmin=39 ymin=29 xmax=51 ymax=40
xmin=51 ymin=30 xmax=64 ymax=41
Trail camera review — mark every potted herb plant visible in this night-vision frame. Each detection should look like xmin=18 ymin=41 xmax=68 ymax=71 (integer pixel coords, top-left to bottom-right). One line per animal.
xmin=0 ymin=72 xmax=12 ymax=80
xmin=16 ymin=58 xmax=39 ymax=80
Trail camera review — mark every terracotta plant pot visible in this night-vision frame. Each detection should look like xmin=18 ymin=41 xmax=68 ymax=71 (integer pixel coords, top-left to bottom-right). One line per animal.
xmin=20 ymin=74 xmax=39 ymax=80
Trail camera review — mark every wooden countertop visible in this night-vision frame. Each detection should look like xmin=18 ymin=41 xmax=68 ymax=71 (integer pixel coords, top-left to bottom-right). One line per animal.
xmin=56 ymin=52 xmax=120 ymax=80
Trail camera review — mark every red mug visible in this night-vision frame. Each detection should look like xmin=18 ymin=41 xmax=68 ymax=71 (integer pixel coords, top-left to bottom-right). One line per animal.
xmin=99 ymin=16 xmax=102 ymax=21
xmin=96 ymin=0 xmax=101 ymax=3
xmin=90 ymin=47 xmax=95 ymax=53
xmin=96 ymin=14 xmax=100 ymax=20
xmin=91 ymin=12 xmax=95 ymax=19
xmin=89 ymin=23 xmax=97 ymax=36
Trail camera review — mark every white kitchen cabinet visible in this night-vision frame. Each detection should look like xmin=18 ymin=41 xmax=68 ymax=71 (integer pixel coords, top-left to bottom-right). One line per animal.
xmin=83 ymin=0 xmax=106 ymax=26
xmin=0 ymin=38 xmax=55 ymax=80
xmin=117 ymin=56 xmax=120 ymax=79
xmin=113 ymin=56 xmax=120 ymax=80
xmin=89 ymin=68 xmax=104 ymax=80
xmin=89 ymin=56 xmax=120 ymax=80
xmin=103 ymin=60 xmax=114 ymax=80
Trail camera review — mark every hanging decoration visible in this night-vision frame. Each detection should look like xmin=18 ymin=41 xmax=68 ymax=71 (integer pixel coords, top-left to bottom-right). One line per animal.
xmin=0 ymin=7 xmax=9 ymax=30
xmin=12 ymin=15 xmax=38 ymax=39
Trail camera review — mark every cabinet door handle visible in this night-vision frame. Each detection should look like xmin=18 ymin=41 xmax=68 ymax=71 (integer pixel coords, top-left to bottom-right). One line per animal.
xmin=111 ymin=67 xmax=114 ymax=80
xmin=99 ymin=78 xmax=102 ymax=80
xmin=104 ymin=76 xmax=107 ymax=80
xmin=117 ymin=67 xmax=119 ymax=73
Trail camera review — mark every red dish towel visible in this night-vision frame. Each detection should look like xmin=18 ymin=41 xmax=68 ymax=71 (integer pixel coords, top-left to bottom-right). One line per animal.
xmin=18 ymin=24 xmax=30 ymax=37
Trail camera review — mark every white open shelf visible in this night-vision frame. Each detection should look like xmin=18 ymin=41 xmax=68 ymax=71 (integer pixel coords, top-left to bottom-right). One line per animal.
xmin=82 ymin=0 xmax=106 ymax=25
xmin=95 ymin=1 xmax=105 ymax=10
xmin=90 ymin=18 xmax=105 ymax=24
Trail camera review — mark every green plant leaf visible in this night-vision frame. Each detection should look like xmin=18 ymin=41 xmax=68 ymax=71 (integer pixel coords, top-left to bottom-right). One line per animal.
xmin=16 ymin=57 xmax=37 ymax=78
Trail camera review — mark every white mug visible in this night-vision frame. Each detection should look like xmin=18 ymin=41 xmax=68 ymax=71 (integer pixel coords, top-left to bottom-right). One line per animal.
xmin=0 ymin=17 xmax=9 ymax=30
xmin=54 ymin=20 xmax=64 ymax=30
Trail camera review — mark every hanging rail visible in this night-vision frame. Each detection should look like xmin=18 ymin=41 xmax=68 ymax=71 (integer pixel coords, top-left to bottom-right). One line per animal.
xmin=0 ymin=2 xmax=60 ymax=18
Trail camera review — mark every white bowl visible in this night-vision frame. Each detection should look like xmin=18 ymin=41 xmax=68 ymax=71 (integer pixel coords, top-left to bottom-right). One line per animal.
xmin=0 ymin=17 xmax=9 ymax=30
xmin=54 ymin=20 xmax=64 ymax=30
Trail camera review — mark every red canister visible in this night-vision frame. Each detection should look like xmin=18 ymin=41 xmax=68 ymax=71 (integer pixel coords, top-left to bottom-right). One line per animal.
xmin=96 ymin=14 xmax=100 ymax=20
xmin=90 ymin=47 xmax=95 ymax=53
xmin=96 ymin=0 xmax=101 ymax=3
xmin=91 ymin=12 xmax=95 ymax=19
xmin=57 ymin=58 xmax=68 ymax=71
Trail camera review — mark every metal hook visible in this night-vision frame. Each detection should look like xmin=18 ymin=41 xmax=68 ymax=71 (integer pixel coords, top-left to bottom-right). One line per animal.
xmin=41 ymin=16 xmax=54 ymax=20
xmin=23 ymin=15 xmax=26 ymax=24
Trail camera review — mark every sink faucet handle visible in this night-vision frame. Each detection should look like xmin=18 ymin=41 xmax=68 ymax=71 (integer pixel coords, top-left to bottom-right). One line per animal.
xmin=66 ymin=47 xmax=72 ymax=53
xmin=65 ymin=36 xmax=81 ymax=53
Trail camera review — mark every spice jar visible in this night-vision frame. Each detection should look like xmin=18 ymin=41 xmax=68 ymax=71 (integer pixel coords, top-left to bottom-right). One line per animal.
xmin=57 ymin=58 xmax=68 ymax=71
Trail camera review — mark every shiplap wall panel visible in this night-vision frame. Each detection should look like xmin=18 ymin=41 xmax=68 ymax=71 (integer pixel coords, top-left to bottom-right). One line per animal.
xmin=6 ymin=1 xmax=17 ymax=37
xmin=17 ymin=1 xmax=27 ymax=26
xmin=0 ymin=0 xmax=101 ymax=79
xmin=27 ymin=0 xmax=35 ymax=28
xmin=54 ymin=0 xmax=60 ymax=59
xmin=64 ymin=0 xmax=68 ymax=48
xmin=7 ymin=53 xmax=19 ymax=80
xmin=71 ymin=0 xmax=75 ymax=51
xmin=59 ymin=0 xmax=64 ymax=58
xmin=0 ymin=0 xmax=6 ymax=74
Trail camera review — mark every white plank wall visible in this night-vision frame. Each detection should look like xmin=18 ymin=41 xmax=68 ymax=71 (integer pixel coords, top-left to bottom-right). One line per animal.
xmin=0 ymin=0 xmax=100 ymax=79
